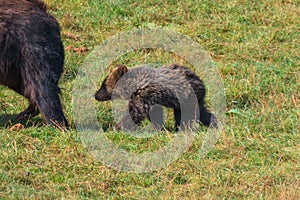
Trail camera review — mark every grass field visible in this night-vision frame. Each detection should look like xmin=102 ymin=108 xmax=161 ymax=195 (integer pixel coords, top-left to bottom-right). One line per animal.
xmin=0 ymin=0 xmax=299 ymax=199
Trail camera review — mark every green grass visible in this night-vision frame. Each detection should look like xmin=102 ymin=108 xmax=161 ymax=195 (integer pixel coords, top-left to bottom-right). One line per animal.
xmin=0 ymin=0 xmax=299 ymax=199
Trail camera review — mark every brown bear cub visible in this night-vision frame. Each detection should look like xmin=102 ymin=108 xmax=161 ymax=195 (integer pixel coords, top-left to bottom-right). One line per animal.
xmin=95 ymin=64 xmax=217 ymax=131
xmin=0 ymin=0 xmax=68 ymax=127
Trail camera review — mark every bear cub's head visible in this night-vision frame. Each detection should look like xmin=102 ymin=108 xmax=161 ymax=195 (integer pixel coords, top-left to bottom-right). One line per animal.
xmin=95 ymin=64 xmax=128 ymax=101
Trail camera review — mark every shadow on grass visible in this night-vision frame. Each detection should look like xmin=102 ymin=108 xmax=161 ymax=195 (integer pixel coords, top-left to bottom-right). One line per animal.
xmin=0 ymin=114 xmax=44 ymax=128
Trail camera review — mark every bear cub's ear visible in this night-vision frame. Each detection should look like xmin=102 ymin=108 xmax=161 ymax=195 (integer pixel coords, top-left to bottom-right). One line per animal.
xmin=109 ymin=64 xmax=128 ymax=82
xmin=114 ymin=64 xmax=128 ymax=76
xmin=106 ymin=64 xmax=128 ymax=86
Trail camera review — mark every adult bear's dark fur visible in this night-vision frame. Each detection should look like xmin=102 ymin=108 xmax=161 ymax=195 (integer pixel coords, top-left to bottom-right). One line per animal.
xmin=0 ymin=0 xmax=68 ymax=126
xmin=95 ymin=64 xmax=217 ymax=131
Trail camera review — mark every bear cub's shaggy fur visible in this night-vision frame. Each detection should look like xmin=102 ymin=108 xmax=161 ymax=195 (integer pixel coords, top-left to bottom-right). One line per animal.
xmin=95 ymin=64 xmax=217 ymax=130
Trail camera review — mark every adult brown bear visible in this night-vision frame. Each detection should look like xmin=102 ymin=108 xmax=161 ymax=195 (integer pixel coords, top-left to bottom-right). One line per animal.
xmin=0 ymin=0 xmax=68 ymax=127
